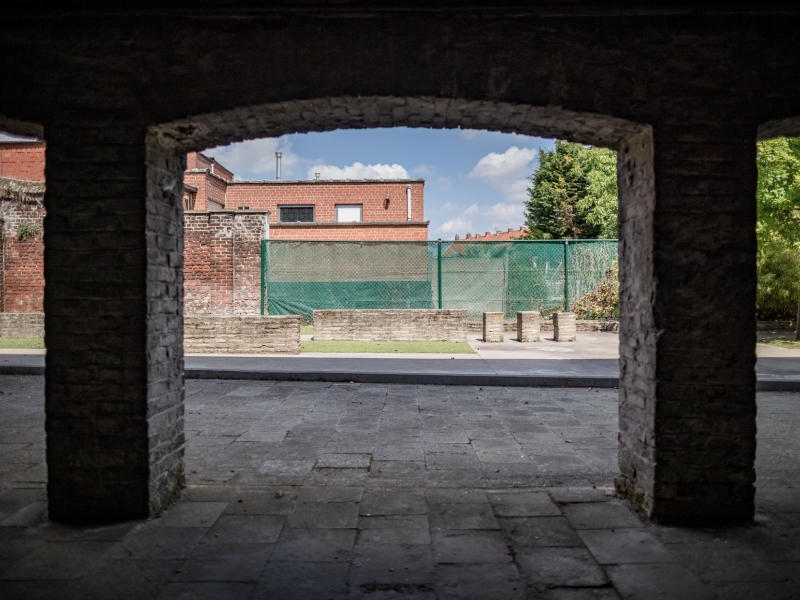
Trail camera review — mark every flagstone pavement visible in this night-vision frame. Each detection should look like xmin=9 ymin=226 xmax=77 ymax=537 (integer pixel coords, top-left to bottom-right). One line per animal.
xmin=0 ymin=376 xmax=799 ymax=599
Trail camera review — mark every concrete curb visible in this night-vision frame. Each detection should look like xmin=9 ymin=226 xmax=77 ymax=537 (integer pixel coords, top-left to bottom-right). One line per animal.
xmin=1 ymin=365 xmax=799 ymax=391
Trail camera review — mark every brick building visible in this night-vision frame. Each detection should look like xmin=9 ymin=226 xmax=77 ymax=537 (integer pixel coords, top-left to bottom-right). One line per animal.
xmin=455 ymin=227 xmax=528 ymax=241
xmin=184 ymin=151 xmax=428 ymax=240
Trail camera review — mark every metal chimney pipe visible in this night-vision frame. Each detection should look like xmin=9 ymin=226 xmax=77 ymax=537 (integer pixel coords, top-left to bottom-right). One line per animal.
xmin=275 ymin=152 xmax=283 ymax=180
xmin=406 ymin=184 xmax=412 ymax=221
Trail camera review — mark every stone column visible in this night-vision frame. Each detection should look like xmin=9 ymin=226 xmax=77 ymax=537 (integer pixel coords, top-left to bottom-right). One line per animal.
xmin=616 ymin=127 xmax=757 ymax=525
xmin=553 ymin=312 xmax=576 ymax=342
xmin=482 ymin=312 xmax=503 ymax=342
xmin=517 ymin=311 xmax=540 ymax=342
xmin=44 ymin=124 xmax=185 ymax=521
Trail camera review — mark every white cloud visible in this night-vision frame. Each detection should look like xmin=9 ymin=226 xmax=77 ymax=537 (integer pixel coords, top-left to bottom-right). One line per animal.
xmin=307 ymin=162 xmax=409 ymax=180
xmin=205 ymin=137 xmax=299 ymax=180
xmin=459 ymin=129 xmax=481 ymax=140
xmin=436 ymin=176 xmax=453 ymax=192
xmin=461 ymin=204 xmax=480 ymax=217
xmin=441 ymin=202 xmax=461 ymax=213
xmin=411 ymin=164 xmax=435 ymax=177
xmin=467 ymin=146 xmax=537 ymax=202
xmin=433 ymin=200 xmax=526 ymax=239
xmin=438 ymin=217 xmax=473 ymax=234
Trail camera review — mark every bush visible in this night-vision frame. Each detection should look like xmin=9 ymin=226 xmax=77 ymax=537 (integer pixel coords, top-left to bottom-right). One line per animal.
xmin=572 ymin=266 xmax=619 ymax=319
xmin=757 ymin=243 xmax=800 ymax=320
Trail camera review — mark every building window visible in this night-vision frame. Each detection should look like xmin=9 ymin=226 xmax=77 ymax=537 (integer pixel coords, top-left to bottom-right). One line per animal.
xmin=279 ymin=205 xmax=315 ymax=222
xmin=335 ymin=204 xmax=363 ymax=222
xmin=183 ymin=194 xmax=195 ymax=210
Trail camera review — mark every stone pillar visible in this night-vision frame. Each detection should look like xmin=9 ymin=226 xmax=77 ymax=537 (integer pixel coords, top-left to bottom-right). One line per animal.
xmin=553 ymin=312 xmax=576 ymax=342
xmin=616 ymin=127 xmax=757 ymax=525
xmin=44 ymin=124 xmax=185 ymax=522
xmin=482 ymin=312 xmax=503 ymax=342
xmin=517 ymin=311 xmax=540 ymax=342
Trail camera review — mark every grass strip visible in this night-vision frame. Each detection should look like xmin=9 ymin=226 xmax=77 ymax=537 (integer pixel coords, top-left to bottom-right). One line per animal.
xmin=760 ymin=337 xmax=800 ymax=349
xmin=301 ymin=326 xmax=314 ymax=335
xmin=0 ymin=338 xmax=45 ymax=349
xmin=301 ymin=340 xmax=476 ymax=354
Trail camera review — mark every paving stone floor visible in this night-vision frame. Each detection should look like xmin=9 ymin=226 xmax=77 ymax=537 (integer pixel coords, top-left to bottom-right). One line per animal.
xmin=0 ymin=375 xmax=799 ymax=599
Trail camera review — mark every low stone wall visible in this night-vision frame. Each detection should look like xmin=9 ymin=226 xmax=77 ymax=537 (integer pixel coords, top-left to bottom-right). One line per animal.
xmin=0 ymin=312 xmax=44 ymax=338
xmin=314 ymin=309 xmax=467 ymax=342
xmin=467 ymin=319 xmax=619 ymax=333
xmin=184 ymin=315 xmax=301 ymax=354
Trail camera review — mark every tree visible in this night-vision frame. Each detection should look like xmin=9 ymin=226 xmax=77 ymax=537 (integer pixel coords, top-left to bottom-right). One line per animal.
xmin=755 ymin=137 xmax=800 ymax=322
xmin=522 ymin=141 xmax=617 ymax=239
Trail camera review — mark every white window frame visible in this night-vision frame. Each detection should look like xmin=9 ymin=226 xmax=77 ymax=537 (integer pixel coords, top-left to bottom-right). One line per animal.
xmin=335 ymin=204 xmax=363 ymax=223
xmin=279 ymin=205 xmax=316 ymax=223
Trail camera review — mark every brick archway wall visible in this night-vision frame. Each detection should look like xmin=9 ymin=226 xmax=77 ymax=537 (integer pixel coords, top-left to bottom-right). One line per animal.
xmin=147 ymin=96 xmax=658 ymax=518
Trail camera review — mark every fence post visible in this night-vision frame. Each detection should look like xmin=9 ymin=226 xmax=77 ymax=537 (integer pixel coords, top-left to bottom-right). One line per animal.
xmin=563 ymin=239 xmax=570 ymax=312
xmin=260 ymin=239 xmax=266 ymax=315
xmin=437 ymin=239 xmax=443 ymax=309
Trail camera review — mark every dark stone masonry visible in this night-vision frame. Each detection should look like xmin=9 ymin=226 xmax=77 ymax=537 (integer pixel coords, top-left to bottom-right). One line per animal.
xmin=1 ymin=2 xmax=799 ymax=526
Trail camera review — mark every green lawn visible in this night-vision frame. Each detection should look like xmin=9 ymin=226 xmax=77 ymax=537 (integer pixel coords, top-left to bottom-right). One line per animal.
xmin=301 ymin=326 xmax=314 ymax=335
xmin=760 ymin=337 xmax=800 ymax=350
xmin=301 ymin=340 xmax=476 ymax=354
xmin=0 ymin=338 xmax=45 ymax=349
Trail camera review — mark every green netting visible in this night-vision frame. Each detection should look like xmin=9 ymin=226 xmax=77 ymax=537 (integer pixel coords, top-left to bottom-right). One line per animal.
xmin=263 ymin=239 xmax=618 ymax=322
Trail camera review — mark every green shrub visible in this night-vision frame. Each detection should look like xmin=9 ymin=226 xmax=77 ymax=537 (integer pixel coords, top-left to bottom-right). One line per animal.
xmin=16 ymin=220 xmax=42 ymax=241
xmin=757 ymin=243 xmax=800 ymax=320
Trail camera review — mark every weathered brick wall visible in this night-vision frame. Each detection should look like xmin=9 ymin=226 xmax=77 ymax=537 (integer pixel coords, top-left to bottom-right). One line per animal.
xmin=0 ymin=177 xmax=45 ymax=312
xmin=314 ymin=309 xmax=467 ymax=341
xmin=0 ymin=312 xmax=44 ymax=337
xmin=0 ymin=143 xmax=46 ymax=181
xmin=183 ymin=211 xmax=266 ymax=315
xmin=184 ymin=315 xmax=300 ymax=354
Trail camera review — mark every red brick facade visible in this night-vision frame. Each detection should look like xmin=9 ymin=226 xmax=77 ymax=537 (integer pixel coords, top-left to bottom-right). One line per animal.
xmin=183 ymin=151 xmax=428 ymax=239
xmin=0 ymin=143 xmax=46 ymax=181
xmin=0 ymin=145 xmax=430 ymax=316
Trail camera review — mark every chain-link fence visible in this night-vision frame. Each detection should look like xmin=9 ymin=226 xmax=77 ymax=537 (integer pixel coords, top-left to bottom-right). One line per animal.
xmin=262 ymin=239 xmax=618 ymax=323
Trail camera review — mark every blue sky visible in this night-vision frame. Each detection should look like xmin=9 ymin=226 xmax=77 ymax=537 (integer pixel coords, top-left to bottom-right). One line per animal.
xmin=205 ymin=128 xmax=555 ymax=240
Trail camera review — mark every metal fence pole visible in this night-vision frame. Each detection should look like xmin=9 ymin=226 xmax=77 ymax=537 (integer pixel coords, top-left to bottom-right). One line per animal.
xmin=563 ymin=239 xmax=570 ymax=312
xmin=437 ymin=239 xmax=443 ymax=309
xmin=260 ymin=239 xmax=266 ymax=315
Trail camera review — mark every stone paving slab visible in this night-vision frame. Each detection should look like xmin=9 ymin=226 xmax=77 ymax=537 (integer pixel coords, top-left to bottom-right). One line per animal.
xmin=0 ymin=376 xmax=798 ymax=599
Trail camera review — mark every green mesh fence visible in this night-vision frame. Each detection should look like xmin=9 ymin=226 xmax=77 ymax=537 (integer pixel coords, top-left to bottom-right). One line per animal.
xmin=262 ymin=239 xmax=618 ymax=323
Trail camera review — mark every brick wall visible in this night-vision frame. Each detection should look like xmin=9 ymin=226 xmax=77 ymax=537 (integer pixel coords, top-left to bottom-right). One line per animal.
xmin=0 ymin=143 xmax=46 ymax=181
xmin=183 ymin=211 xmax=266 ymax=315
xmin=269 ymin=222 xmax=428 ymax=240
xmin=314 ymin=309 xmax=467 ymax=342
xmin=0 ymin=177 xmax=45 ymax=312
xmin=225 ymin=180 xmax=425 ymax=223
xmin=184 ymin=315 xmax=300 ymax=354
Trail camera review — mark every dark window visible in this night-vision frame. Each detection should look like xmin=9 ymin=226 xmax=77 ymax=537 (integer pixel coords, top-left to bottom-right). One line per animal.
xmin=279 ymin=206 xmax=314 ymax=222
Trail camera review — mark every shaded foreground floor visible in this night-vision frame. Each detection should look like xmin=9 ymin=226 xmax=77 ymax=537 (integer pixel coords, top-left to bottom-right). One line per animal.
xmin=0 ymin=377 xmax=798 ymax=599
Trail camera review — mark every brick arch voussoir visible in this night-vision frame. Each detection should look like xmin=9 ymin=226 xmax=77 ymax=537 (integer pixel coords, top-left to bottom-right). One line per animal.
xmin=149 ymin=96 xmax=649 ymax=154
